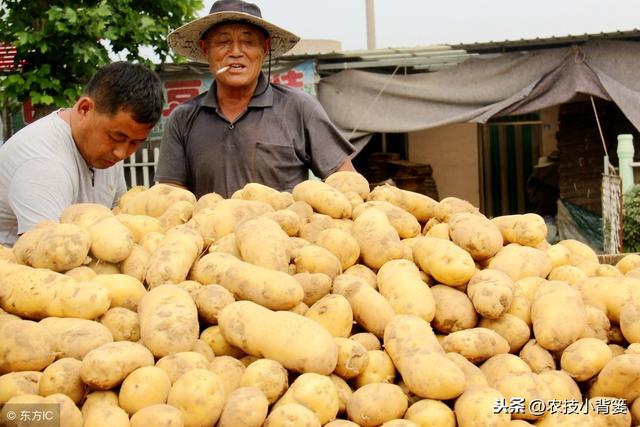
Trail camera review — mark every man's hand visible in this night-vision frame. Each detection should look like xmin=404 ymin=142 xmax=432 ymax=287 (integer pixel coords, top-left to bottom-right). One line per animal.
xmin=336 ymin=158 xmax=356 ymax=172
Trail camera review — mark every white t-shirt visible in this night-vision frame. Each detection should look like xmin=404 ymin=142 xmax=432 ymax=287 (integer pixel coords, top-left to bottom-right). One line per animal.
xmin=0 ymin=111 xmax=126 ymax=246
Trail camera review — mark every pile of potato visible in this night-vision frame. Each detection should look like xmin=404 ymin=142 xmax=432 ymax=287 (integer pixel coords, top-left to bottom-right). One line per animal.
xmin=2 ymin=174 xmax=640 ymax=427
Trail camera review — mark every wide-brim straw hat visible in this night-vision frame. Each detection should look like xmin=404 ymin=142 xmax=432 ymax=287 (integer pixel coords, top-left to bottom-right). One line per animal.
xmin=168 ymin=0 xmax=301 ymax=63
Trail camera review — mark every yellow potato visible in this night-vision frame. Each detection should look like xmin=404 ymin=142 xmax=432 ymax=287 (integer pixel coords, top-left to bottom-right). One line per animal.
xmin=80 ymin=341 xmax=154 ymax=390
xmin=352 ymin=349 xmax=396 ymax=388
xmin=235 ymin=216 xmax=291 ymax=272
xmin=294 ymin=272 xmax=332 ymax=306
xmin=448 ymin=212 xmax=503 ymax=260
xmin=325 ymin=171 xmax=370 ymax=200
xmin=38 ymin=358 xmax=84 ymax=404
xmin=430 ymin=284 xmax=477 ymax=334
xmin=273 ymin=373 xmax=340 ymax=424
xmin=413 ymin=237 xmax=476 ymax=286
xmin=467 ymin=269 xmax=514 ymax=319
xmin=0 ymin=319 xmax=56 ymax=374
xmin=0 ymin=371 xmax=42 ymax=404
xmin=292 ymin=180 xmax=352 ymax=219
xmin=352 ymin=208 xmax=404 ymax=270
xmin=377 ymin=259 xmax=436 ymax=322
xmin=491 ymin=213 xmax=547 ymax=247
xmin=368 ymin=184 xmax=438 ymax=222
xmin=453 ymin=387 xmax=511 ymax=427
xmin=441 ymin=328 xmax=510 ymax=363
xmin=240 ymin=358 xmax=288 ymax=404
xmin=218 ymin=386 xmax=269 ymax=427
xmin=315 ymin=228 xmax=360 ymax=270
xmin=167 ymin=369 xmax=225 ymax=427
xmin=346 ymin=383 xmax=408 ymax=427
xmin=119 ymin=366 xmax=171 ymax=414
xmin=305 ymin=294 xmax=354 ymax=338
xmin=99 ymin=307 xmax=140 ymax=342
xmin=129 ymin=404 xmax=184 ymax=427
xmin=333 ymin=337 xmax=369 ymax=380
xmin=264 ymin=403 xmax=320 ymax=427
xmin=145 ymin=225 xmax=203 ymax=288
xmin=155 ymin=351 xmax=211 ymax=384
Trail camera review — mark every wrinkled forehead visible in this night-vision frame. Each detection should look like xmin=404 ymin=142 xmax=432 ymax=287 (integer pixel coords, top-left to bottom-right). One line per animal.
xmin=203 ymin=21 xmax=269 ymax=40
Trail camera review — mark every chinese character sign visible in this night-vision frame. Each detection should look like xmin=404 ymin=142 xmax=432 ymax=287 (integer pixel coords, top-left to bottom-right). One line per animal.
xmin=271 ymin=60 xmax=316 ymax=96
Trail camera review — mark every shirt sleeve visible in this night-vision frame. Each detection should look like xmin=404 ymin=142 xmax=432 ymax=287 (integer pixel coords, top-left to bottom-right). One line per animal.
xmin=303 ymin=96 xmax=357 ymax=179
xmin=8 ymin=159 xmax=75 ymax=234
xmin=155 ymin=106 xmax=189 ymax=186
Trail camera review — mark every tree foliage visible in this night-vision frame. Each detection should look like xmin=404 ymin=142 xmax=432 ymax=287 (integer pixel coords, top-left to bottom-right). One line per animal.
xmin=623 ymin=184 xmax=640 ymax=252
xmin=0 ymin=0 xmax=202 ymax=112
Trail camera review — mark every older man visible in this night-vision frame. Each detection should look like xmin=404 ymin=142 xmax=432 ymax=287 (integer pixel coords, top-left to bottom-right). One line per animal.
xmin=0 ymin=62 xmax=163 ymax=246
xmin=156 ymin=0 xmax=356 ymax=198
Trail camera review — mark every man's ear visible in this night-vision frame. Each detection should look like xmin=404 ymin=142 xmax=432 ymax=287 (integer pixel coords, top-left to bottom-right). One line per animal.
xmin=264 ymin=38 xmax=272 ymax=55
xmin=199 ymin=38 xmax=209 ymax=56
xmin=76 ymin=96 xmax=94 ymax=118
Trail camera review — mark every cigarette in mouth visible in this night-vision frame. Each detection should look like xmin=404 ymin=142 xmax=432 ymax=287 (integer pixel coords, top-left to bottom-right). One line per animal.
xmin=216 ymin=66 xmax=230 ymax=75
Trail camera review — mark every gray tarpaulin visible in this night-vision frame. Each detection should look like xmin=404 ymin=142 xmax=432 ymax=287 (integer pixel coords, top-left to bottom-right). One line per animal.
xmin=318 ymin=40 xmax=640 ymax=141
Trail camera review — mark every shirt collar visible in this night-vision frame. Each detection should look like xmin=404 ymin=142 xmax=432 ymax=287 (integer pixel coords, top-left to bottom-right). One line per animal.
xmin=201 ymin=72 xmax=273 ymax=110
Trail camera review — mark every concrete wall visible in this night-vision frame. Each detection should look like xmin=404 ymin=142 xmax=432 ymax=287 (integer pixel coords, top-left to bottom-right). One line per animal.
xmin=408 ymin=123 xmax=480 ymax=206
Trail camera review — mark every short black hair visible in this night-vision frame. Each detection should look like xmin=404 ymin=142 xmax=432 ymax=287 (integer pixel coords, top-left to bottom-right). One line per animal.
xmin=84 ymin=61 xmax=164 ymax=125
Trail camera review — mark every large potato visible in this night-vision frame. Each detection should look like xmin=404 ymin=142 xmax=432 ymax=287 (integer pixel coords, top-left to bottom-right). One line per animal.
xmin=119 ymin=366 xmax=171 ymax=414
xmin=235 ymin=216 xmax=291 ymax=272
xmin=145 ymin=225 xmax=203 ymax=288
xmin=0 ymin=319 xmax=56 ymax=374
xmin=155 ymin=352 xmax=210 ymax=384
xmin=99 ymin=307 xmax=140 ymax=342
xmin=38 ymin=358 xmax=84 ymax=404
xmin=93 ymin=273 xmax=147 ymax=310
xmin=430 ymin=285 xmax=477 ymax=334
xmin=233 ymin=182 xmax=293 ymax=210
xmin=413 ymin=237 xmax=476 ymax=286
xmin=240 ymin=358 xmax=289 ymax=404
xmin=466 ymin=269 xmax=514 ymax=319
xmin=116 ymin=213 xmax=163 ymax=242
xmin=352 ymin=349 xmax=395 ymax=388
xmin=118 ymin=183 xmax=196 ymax=217
xmin=368 ymin=184 xmax=438 ymax=222
xmin=40 ymin=317 xmax=113 ymax=359
xmin=0 ymin=371 xmax=42 ymax=404
xmin=192 ymin=252 xmax=304 ymax=310
xmin=347 ymin=383 xmax=408 ymax=427
xmin=486 ymin=243 xmax=552 ymax=281
xmin=352 ymin=201 xmax=421 ymax=239
xmin=560 ymin=338 xmax=612 ymax=382
xmin=442 ymin=328 xmax=510 ymax=363
xmin=305 ymin=294 xmax=354 ymax=338
xmin=557 ymin=239 xmax=600 ymax=276
xmin=491 ymin=213 xmax=547 ymax=247
xmin=167 ymin=369 xmax=225 ymax=427
xmin=454 ymin=387 xmax=510 ymax=427
xmin=218 ymin=386 xmax=269 ymax=427
xmin=219 ymin=301 xmax=338 ymax=375
xmin=138 ymin=285 xmax=199 ymax=358
xmin=273 ymin=373 xmax=340 ymax=424
xmin=377 ymin=259 xmax=436 ymax=322
xmin=295 ymin=244 xmax=343 ymax=279
xmin=449 ymin=212 xmax=503 ymax=260
xmin=80 ymin=341 xmax=154 ymax=390
xmin=315 ymin=228 xmax=361 ymax=270
xmin=325 ymin=171 xmax=370 ymax=200
xmin=479 ymin=313 xmax=531 ymax=353
xmin=293 ymin=180 xmax=352 ymax=219
xmin=352 ymin=208 xmax=404 ymax=270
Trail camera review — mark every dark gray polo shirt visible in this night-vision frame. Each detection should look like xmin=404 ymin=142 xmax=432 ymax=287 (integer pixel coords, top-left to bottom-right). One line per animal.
xmin=156 ymin=73 xmax=356 ymax=198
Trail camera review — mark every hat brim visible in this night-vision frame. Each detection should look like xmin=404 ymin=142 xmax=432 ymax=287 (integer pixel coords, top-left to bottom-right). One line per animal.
xmin=168 ymin=11 xmax=300 ymax=63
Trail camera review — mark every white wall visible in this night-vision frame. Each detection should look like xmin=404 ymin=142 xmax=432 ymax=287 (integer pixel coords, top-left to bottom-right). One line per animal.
xmin=408 ymin=123 xmax=480 ymax=206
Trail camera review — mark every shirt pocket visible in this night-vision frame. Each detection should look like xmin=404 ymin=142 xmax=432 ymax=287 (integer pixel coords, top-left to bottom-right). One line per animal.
xmin=252 ymin=142 xmax=305 ymax=191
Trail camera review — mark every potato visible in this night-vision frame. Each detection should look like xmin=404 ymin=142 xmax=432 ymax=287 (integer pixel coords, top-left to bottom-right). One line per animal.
xmin=116 ymin=213 xmax=163 ymax=242
xmin=467 ymin=269 xmax=514 ymax=319
xmin=352 ymin=201 xmax=421 ymax=239
xmin=208 ymin=232 xmax=240 ymax=257
xmin=302 ymin=294 xmax=353 ymax=337
xmin=620 ymin=301 xmax=640 ymax=343
xmin=64 ymin=265 xmax=96 ymax=281
xmin=589 ymin=354 xmax=640 ymax=401
xmin=193 ymin=284 xmax=235 ymax=325
xmin=453 ymin=387 xmax=511 ymax=427
xmin=581 ymin=304 xmax=611 ymax=341
xmin=294 ymin=272 xmax=332 ymax=306
xmin=145 ymin=225 xmax=203 ymax=288
xmin=315 ymin=228 xmax=360 ymax=270
xmin=579 ymin=276 xmax=640 ymax=323
xmin=413 ymin=237 xmax=476 ymax=286
xmin=349 ymin=332 xmax=381 ymax=351
xmin=0 ymin=319 xmax=55 ymax=374
xmin=119 ymin=243 xmax=151 ymax=282
xmin=298 ymin=213 xmax=337 ymax=242
xmin=616 ymin=254 xmax=640 ymax=274
xmin=81 ymin=390 xmax=119 ymax=418
xmin=93 ymin=273 xmax=146 ymax=310
xmin=352 ymin=349 xmax=396 ymax=388
xmin=352 ymin=208 xmax=404 ymax=269
xmin=479 ymin=314 xmax=531 ymax=353
xmin=486 ymin=243 xmax=552 ymax=281
xmin=154 ymin=351 xmax=210 ymax=384
xmin=295 ymin=244 xmax=343 ymax=279
xmin=505 ymin=277 xmax=544 ymax=326
xmin=129 ymin=403 xmax=184 ymax=427
xmin=531 ymin=280 xmax=587 ymax=351
xmin=448 ymin=212 xmax=503 ymax=260
xmin=83 ymin=405 xmax=130 ymax=427
xmin=239 ymin=358 xmax=288 ymax=404
xmin=548 ymin=264 xmax=587 ymax=285
xmin=12 ymin=223 xmax=91 ymax=272
xmin=493 ymin=372 xmax=553 ymax=420
xmin=38 ymin=358 xmax=84 ymax=403
xmin=333 ymin=337 xmax=369 ymax=380
xmin=209 ymin=355 xmax=246 ymax=398
xmin=43 ymin=393 xmax=83 ymax=427
xmin=404 ymin=399 xmax=456 ymax=427
xmin=264 ymin=403 xmax=320 ymax=427
xmin=325 ymin=171 xmax=370 ymax=199
xmin=61 ymin=203 xmax=134 ymax=263
xmin=560 ymin=338 xmax=612 ymax=382
xmin=368 ymin=184 xmax=438 ymax=222
xmin=193 ymin=192 xmax=223 ymax=214
xmin=200 ymin=326 xmax=245 ymax=358
xmin=286 ymin=199 xmax=314 ymax=223
xmin=233 ymin=182 xmax=294 ymax=210
xmin=491 ymin=213 xmax=547 ymax=247
xmin=167 ymin=369 xmax=225 ymax=427
xmin=384 ymin=315 xmax=465 ymax=400
xmin=381 ymin=420 xmax=419 ymax=427
xmin=0 ymin=262 xmax=111 ymax=320
xmin=347 ymin=383 xmax=408 ymax=427
xmin=557 ymin=239 xmax=600 ymax=276
xmin=39 ymin=317 xmax=113 ymax=359
xmin=332 ymin=274 xmax=395 ymax=338
xmin=99 ymin=307 xmax=140 ymax=342
xmin=434 ymin=197 xmax=478 ymax=222
xmin=190 ymin=339 xmax=215 ymax=362
xmin=80 ymin=341 xmax=154 ymax=390
xmin=218 ymin=386 xmax=269 ymax=427
xmin=446 ymin=352 xmax=489 ymax=390
xmin=430 ymin=285 xmax=477 ymax=333
xmin=263 ymin=209 xmax=301 ymax=237
xmin=139 ymin=230 xmax=164 ymax=254
xmin=377 ymin=259 xmax=436 ymax=322
xmin=330 ymin=374 xmax=353 ymax=414
xmin=119 ymin=366 xmax=171 ymax=414
xmin=519 ymin=339 xmax=555 ymax=373
xmin=595 ymin=263 xmax=623 ymax=277
xmin=325 ymin=422 xmax=359 ymax=427
xmin=219 ymin=301 xmax=338 ymax=375
xmin=292 ymin=180 xmax=352 ymax=219
xmin=119 ymin=183 xmax=196 ymax=217
xmin=442 ymin=328 xmax=510 ymax=363
xmin=158 ymin=200 xmax=194 ymax=230
xmin=0 ymin=371 xmax=42 ymax=404
xmin=480 ymin=353 xmax=532 ymax=387
xmin=273 ymin=373 xmax=340 ymax=424
xmin=235 ymin=217 xmax=291 ymax=272
xmin=425 ymin=221 xmax=450 ymax=240
xmin=538 ymin=370 xmax=581 ymax=401
xmin=0 ymin=244 xmax=16 ymax=262
xmin=343 ymin=264 xmax=378 ymax=288
xmin=138 ymin=285 xmax=199 ymax=357
xmin=546 ymin=242 xmax=571 ymax=269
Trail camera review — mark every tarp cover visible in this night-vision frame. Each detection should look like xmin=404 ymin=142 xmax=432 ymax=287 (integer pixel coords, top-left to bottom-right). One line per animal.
xmin=318 ymin=40 xmax=640 ymax=140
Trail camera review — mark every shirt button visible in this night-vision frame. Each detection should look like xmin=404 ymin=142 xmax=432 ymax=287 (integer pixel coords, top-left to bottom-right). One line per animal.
xmin=228 ymin=124 xmax=234 ymax=130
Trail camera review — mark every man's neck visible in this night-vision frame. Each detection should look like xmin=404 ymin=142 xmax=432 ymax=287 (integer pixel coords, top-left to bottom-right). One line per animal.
xmin=216 ymin=80 xmax=260 ymax=123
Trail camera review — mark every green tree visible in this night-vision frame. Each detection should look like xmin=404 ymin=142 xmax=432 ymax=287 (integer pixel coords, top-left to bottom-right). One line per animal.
xmin=0 ymin=0 xmax=202 ymax=119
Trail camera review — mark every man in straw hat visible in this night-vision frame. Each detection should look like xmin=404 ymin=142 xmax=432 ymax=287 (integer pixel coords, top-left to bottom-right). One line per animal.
xmin=156 ymin=0 xmax=357 ymax=198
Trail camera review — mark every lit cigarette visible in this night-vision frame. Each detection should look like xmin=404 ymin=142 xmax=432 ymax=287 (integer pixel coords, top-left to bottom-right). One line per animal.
xmin=216 ymin=66 xmax=230 ymax=75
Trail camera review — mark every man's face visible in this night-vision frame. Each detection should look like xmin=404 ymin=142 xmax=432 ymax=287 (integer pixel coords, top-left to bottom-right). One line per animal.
xmin=200 ymin=22 xmax=269 ymax=90
xmin=74 ymin=99 xmax=154 ymax=169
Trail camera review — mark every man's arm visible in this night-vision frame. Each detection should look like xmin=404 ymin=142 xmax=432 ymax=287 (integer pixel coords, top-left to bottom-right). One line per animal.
xmin=8 ymin=160 xmax=74 ymax=235
xmin=154 ymin=107 xmax=190 ymax=188
xmin=335 ymin=158 xmax=356 ymax=172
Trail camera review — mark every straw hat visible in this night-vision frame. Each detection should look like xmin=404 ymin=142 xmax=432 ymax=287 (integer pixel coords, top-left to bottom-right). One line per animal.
xmin=168 ymin=0 xmax=301 ymax=63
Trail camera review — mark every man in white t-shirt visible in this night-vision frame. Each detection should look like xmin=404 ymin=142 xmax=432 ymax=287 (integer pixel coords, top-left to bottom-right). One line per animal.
xmin=0 ymin=61 xmax=164 ymax=246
